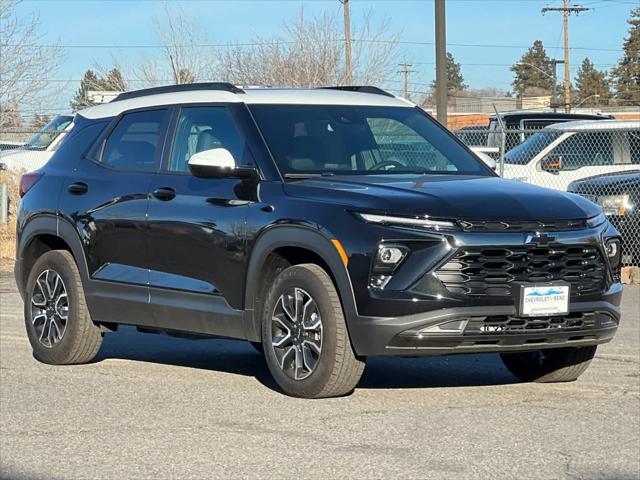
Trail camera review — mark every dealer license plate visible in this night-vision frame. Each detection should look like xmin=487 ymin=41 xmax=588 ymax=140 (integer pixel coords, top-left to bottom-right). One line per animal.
xmin=520 ymin=284 xmax=570 ymax=317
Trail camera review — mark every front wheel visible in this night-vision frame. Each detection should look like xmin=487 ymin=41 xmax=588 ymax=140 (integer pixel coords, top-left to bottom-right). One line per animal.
xmin=262 ymin=264 xmax=365 ymax=398
xmin=500 ymin=345 xmax=597 ymax=383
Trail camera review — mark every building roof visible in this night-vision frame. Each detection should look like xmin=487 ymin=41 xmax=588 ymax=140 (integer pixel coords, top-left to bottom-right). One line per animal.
xmin=78 ymin=86 xmax=414 ymax=119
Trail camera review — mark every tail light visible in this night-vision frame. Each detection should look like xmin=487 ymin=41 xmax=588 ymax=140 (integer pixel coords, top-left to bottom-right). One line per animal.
xmin=19 ymin=172 xmax=43 ymax=198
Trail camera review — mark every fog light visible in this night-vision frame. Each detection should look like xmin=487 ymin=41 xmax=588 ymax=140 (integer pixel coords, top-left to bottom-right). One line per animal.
xmin=378 ymin=246 xmax=405 ymax=264
xmin=606 ymin=240 xmax=618 ymax=258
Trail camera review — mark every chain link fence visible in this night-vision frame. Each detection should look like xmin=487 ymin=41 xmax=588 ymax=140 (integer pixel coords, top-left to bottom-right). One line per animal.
xmin=454 ymin=122 xmax=640 ymax=267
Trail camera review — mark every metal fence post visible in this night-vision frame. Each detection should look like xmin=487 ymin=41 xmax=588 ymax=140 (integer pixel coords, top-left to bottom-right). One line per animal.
xmin=0 ymin=183 xmax=8 ymax=224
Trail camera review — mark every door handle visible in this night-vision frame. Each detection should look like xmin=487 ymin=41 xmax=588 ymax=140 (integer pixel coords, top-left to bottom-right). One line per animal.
xmin=67 ymin=182 xmax=88 ymax=195
xmin=152 ymin=187 xmax=176 ymax=201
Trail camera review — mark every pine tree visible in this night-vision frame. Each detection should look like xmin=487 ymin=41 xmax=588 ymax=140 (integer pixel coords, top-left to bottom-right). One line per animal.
xmin=611 ymin=7 xmax=640 ymax=103
xmin=70 ymin=68 xmax=128 ymax=111
xmin=70 ymin=70 xmax=101 ymax=111
xmin=511 ymin=40 xmax=554 ymax=96
xmin=575 ymin=58 xmax=612 ymax=107
xmin=431 ymin=52 xmax=467 ymax=93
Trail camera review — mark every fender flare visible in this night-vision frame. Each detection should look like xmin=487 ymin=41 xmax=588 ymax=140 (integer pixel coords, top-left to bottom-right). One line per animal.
xmin=243 ymin=225 xmax=358 ymax=342
xmin=17 ymin=214 xmax=92 ymax=294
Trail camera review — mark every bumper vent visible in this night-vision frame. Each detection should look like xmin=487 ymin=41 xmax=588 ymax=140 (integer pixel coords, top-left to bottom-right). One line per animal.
xmin=435 ymin=245 xmax=606 ymax=297
xmin=465 ymin=312 xmax=598 ymax=334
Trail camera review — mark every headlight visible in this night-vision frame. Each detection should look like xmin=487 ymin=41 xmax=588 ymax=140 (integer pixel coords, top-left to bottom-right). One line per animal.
xmin=356 ymin=212 xmax=459 ymax=232
xmin=605 ymin=238 xmax=622 ymax=274
xmin=598 ymin=194 xmax=632 ymax=216
xmin=586 ymin=212 xmax=607 ymax=229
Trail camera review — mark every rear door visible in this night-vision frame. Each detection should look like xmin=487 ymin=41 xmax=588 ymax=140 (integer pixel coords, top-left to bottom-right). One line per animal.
xmin=59 ymin=108 xmax=171 ymax=325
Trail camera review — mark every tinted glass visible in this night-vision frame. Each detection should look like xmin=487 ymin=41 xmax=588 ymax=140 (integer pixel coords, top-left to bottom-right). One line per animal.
xmin=24 ymin=115 xmax=73 ymax=150
xmin=169 ymin=106 xmax=248 ymax=173
xmin=102 ymin=109 xmax=168 ymax=171
xmin=250 ymin=105 xmax=489 ymax=176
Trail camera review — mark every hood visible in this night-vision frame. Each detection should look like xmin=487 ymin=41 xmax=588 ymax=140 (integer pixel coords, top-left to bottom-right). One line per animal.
xmin=283 ymin=174 xmax=601 ymax=221
xmin=0 ymin=148 xmax=52 ymax=173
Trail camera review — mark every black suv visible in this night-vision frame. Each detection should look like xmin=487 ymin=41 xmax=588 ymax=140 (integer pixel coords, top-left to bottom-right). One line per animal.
xmin=15 ymin=84 xmax=623 ymax=398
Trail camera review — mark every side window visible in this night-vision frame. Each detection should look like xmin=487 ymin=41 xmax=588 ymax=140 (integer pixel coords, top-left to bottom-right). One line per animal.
xmin=168 ymin=106 xmax=249 ymax=173
xmin=101 ymin=109 xmax=169 ymax=171
xmin=542 ymin=132 xmax=613 ymax=171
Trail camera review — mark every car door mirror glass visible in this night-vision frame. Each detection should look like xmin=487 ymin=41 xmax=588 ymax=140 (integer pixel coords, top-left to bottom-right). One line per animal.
xmin=188 ymin=148 xmax=256 ymax=179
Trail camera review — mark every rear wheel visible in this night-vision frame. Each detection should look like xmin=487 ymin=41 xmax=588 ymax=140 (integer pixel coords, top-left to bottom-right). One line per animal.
xmin=262 ymin=264 xmax=365 ymax=398
xmin=24 ymin=250 xmax=103 ymax=365
xmin=500 ymin=345 xmax=597 ymax=382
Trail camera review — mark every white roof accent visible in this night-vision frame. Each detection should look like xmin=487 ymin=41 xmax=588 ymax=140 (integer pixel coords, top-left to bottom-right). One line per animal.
xmin=544 ymin=119 xmax=640 ymax=131
xmin=78 ymin=87 xmax=413 ymax=120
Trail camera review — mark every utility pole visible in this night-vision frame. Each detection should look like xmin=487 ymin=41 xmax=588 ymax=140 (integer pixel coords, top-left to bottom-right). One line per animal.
xmin=542 ymin=1 xmax=590 ymax=112
xmin=435 ymin=0 xmax=447 ymax=126
xmin=340 ymin=0 xmax=353 ymax=86
xmin=398 ymin=62 xmax=415 ymax=99
xmin=550 ymin=59 xmax=564 ymax=110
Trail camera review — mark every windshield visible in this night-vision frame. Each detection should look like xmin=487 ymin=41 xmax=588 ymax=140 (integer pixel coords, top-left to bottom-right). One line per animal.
xmin=249 ymin=105 xmax=491 ymax=177
xmin=24 ymin=115 xmax=73 ymax=150
xmin=504 ymin=131 xmax=561 ymax=165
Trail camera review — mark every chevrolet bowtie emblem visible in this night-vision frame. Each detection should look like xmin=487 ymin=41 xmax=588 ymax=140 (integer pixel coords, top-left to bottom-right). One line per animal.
xmin=525 ymin=233 xmax=556 ymax=246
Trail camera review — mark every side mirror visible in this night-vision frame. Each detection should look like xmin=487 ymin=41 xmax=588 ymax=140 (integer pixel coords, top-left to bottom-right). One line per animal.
xmin=188 ymin=148 xmax=257 ymax=179
xmin=540 ymin=155 xmax=562 ymax=174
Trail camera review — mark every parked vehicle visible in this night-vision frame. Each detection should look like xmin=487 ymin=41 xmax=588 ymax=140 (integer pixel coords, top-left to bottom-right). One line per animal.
xmin=502 ymin=120 xmax=640 ymax=191
xmin=15 ymin=84 xmax=622 ymax=398
xmin=487 ymin=111 xmax=613 ymax=152
xmin=0 ymin=115 xmax=74 ymax=172
xmin=569 ymin=170 xmax=639 ymax=266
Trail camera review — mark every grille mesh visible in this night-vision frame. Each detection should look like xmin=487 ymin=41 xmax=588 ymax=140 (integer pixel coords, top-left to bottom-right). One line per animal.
xmin=435 ymin=245 xmax=606 ymax=297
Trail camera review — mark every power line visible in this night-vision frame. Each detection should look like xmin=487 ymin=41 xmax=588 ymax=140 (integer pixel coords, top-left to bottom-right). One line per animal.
xmin=398 ymin=62 xmax=417 ymax=99
xmin=0 ymin=39 xmax=622 ymax=52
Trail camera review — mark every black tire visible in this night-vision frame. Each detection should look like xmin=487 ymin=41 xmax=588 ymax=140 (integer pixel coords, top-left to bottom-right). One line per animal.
xmin=24 ymin=250 xmax=103 ymax=365
xmin=262 ymin=264 xmax=365 ymax=398
xmin=500 ymin=345 xmax=597 ymax=383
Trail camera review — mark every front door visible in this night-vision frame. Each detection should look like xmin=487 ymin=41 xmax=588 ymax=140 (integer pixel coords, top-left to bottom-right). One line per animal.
xmin=146 ymin=105 xmax=258 ymax=338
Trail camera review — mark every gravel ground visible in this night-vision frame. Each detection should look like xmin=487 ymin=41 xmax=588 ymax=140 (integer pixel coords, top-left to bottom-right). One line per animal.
xmin=1 ymin=268 xmax=638 ymax=480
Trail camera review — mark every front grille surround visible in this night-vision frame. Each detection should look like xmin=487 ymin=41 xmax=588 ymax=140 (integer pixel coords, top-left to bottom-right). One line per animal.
xmin=435 ymin=244 xmax=606 ymax=298
xmin=464 ymin=312 xmax=598 ymax=335
xmin=457 ymin=219 xmax=587 ymax=232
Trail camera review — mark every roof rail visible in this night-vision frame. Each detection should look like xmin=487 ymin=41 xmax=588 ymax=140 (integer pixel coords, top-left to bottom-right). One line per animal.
xmin=111 ymin=82 xmax=245 ymax=102
xmin=319 ymin=86 xmax=395 ymax=98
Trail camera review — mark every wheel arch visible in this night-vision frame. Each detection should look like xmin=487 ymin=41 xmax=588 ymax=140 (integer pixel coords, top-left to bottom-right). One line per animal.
xmin=243 ymin=226 xmax=358 ymax=342
xmin=17 ymin=215 xmax=90 ymax=298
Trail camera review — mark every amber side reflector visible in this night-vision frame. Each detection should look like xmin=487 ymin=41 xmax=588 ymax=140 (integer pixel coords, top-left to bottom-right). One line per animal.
xmin=331 ymin=239 xmax=349 ymax=267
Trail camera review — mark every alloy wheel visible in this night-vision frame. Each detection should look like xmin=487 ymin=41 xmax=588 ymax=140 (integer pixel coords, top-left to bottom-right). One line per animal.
xmin=270 ymin=287 xmax=323 ymax=380
xmin=31 ymin=269 xmax=69 ymax=348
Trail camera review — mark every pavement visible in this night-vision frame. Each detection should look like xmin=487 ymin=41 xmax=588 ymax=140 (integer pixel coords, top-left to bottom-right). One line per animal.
xmin=1 ymin=268 xmax=639 ymax=480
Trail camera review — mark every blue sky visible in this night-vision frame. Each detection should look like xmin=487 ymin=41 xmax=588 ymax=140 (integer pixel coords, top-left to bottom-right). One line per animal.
xmin=14 ymin=0 xmax=636 ymax=111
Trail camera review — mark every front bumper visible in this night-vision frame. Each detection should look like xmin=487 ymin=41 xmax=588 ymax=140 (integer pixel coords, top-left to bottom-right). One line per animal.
xmin=347 ymin=282 xmax=622 ymax=356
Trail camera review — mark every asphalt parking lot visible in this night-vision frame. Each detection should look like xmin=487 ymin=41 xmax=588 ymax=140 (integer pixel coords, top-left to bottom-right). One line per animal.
xmin=1 ymin=268 xmax=638 ymax=480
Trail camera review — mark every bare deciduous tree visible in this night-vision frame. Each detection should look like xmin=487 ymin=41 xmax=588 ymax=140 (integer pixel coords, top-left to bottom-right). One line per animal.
xmin=135 ymin=2 xmax=214 ymax=86
xmin=0 ymin=0 xmax=64 ymax=127
xmin=218 ymin=9 xmax=400 ymax=88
